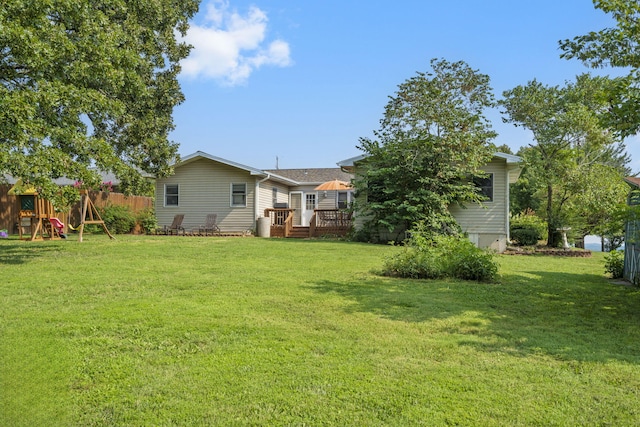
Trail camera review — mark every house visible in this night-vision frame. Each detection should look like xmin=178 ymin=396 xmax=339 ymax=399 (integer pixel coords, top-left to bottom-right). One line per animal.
xmin=623 ymin=177 xmax=640 ymax=284
xmin=337 ymin=152 xmax=522 ymax=252
xmin=154 ymin=151 xmax=354 ymax=236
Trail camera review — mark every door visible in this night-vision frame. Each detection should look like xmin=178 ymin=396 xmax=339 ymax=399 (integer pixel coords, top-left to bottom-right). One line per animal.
xmin=304 ymin=193 xmax=317 ymax=225
xmin=290 ymin=192 xmax=302 ymax=226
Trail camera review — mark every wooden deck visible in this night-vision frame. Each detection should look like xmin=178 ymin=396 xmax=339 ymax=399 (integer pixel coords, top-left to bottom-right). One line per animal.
xmin=264 ymin=208 xmax=352 ymax=238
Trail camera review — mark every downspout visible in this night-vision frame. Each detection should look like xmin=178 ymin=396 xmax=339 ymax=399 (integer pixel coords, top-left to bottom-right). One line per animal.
xmin=255 ymin=173 xmax=271 ymax=220
xmin=505 ymin=168 xmax=511 ymax=244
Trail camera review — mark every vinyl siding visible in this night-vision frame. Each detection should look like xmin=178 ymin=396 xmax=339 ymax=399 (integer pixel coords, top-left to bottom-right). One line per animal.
xmin=258 ymin=180 xmax=289 ymax=214
xmin=155 ymin=158 xmax=257 ymax=232
xmin=448 ymin=159 xmax=508 ymax=235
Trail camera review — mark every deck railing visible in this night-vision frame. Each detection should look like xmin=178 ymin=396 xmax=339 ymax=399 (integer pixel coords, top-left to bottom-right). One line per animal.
xmin=310 ymin=209 xmax=353 ymax=237
xmin=264 ymin=208 xmax=353 ymax=238
xmin=264 ymin=208 xmax=295 ymax=237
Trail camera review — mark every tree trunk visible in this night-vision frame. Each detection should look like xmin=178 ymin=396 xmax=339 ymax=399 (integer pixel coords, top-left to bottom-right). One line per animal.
xmin=546 ymin=184 xmax=561 ymax=247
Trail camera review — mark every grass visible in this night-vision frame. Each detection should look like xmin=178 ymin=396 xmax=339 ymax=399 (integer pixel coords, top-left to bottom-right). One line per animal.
xmin=1 ymin=235 xmax=639 ymax=426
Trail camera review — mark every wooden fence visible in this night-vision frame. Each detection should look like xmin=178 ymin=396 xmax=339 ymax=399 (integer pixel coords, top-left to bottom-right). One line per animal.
xmin=0 ymin=185 xmax=153 ymax=234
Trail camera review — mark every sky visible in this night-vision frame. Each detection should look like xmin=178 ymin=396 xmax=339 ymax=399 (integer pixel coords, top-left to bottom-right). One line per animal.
xmin=171 ymin=0 xmax=640 ymax=172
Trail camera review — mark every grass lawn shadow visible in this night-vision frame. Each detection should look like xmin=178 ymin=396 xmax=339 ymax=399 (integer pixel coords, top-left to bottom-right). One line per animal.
xmin=310 ymin=270 xmax=640 ymax=365
xmin=0 ymin=242 xmax=62 ymax=265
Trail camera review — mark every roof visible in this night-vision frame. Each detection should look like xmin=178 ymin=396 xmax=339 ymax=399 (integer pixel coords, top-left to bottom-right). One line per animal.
xmin=624 ymin=177 xmax=640 ymax=188
xmin=3 ymin=170 xmax=124 ymax=186
xmin=263 ymin=168 xmax=353 ymax=184
xmin=176 ymin=151 xmax=298 ymax=185
xmin=177 ymin=152 xmax=355 ymax=186
xmin=337 ymin=152 xmax=522 ymax=168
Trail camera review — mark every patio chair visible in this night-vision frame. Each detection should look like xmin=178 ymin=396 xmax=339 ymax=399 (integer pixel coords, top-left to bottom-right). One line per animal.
xmin=156 ymin=214 xmax=185 ymax=235
xmin=197 ymin=213 xmax=221 ymax=236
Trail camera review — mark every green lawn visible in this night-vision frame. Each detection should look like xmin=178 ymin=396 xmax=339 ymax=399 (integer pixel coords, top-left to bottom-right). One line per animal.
xmin=1 ymin=235 xmax=639 ymax=426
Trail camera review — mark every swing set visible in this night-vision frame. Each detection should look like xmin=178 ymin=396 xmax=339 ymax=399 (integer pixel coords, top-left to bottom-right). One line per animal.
xmin=9 ymin=183 xmax=114 ymax=241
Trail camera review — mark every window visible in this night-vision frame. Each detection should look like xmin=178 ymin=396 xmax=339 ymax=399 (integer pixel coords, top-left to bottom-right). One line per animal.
xmin=337 ymin=191 xmax=350 ymax=209
xmin=473 ymin=174 xmax=493 ymax=202
xmin=165 ymin=184 xmax=179 ymax=206
xmin=272 ymin=187 xmax=278 ymax=206
xmin=231 ymin=183 xmax=247 ymax=207
xmin=306 ymin=193 xmax=316 ymax=210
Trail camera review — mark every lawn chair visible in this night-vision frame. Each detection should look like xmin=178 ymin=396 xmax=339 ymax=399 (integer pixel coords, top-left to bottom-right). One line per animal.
xmin=197 ymin=214 xmax=221 ymax=236
xmin=156 ymin=214 xmax=185 ymax=235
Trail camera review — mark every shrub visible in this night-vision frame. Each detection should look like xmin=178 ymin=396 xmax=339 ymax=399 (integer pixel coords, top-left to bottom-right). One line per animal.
xmin=510 ymin=228 xmax=541 ymax=246
xmin=382 ymin=246 xmax=444 ymax=279
xmin=444 ymin=237 xmax=499 ymax=282
xmin=381 ymin=231 xmax=498 ymax=282
xmin=604 ymin=250 xmax=624 ymax=279
xmin=136 ymin=208 xmax=158 ymax=234
xmin=510 ymin=212 xmax=546 ymax=246
xmin=99 ymin=204 xmax=136 ymax=234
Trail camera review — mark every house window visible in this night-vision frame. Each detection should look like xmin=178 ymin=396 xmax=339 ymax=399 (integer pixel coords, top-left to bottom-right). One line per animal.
xmin=474 ymin=174 xmax=493 ymax=202
xmin=165 ymin=184 xmax=179 ymax=206
xmin=231 ymin=183 xmax=247 ymax=207
xmin=337 ymin=191 xmax=350 ymax=209
xmin=272 ymin=187 xmax=278 ymax=206
xmin=306 ymin=193 xmax=316 ymax=210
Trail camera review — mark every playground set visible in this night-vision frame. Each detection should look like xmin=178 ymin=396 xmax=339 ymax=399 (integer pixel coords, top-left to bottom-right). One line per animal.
xmin=8 ymin=183 xmax=114 ymax=241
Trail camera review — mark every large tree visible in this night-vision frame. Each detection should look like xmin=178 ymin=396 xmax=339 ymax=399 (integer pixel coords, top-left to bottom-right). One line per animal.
xmin=355 ymin=58 xmax=497 ymax=242
xmin=0 ymin=0 xmax=199 ymax=205
xmin=501 ymin=74 xmax=629 ymax=246
xmin=559 ymin=0 xmax=640 ymax=137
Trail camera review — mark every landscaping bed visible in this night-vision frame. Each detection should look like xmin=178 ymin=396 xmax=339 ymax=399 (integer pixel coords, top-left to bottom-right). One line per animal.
xmin=504 ymin=246 xmax=592 ymax=257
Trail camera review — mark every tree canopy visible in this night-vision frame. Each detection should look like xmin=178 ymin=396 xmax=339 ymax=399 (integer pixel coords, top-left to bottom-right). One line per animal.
xmin=501 ymin=74 xmax=630 ymax=246
xmin=0 ymin=0 xmax=199 ymax=205
xmin=355 ymin=58 xmax=497 ymax=242
xmin=559 ymin=0 xmax=640 ymax=137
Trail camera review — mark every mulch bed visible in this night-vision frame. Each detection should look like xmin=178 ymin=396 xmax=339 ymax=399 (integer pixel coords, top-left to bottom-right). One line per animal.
xmin=504 ymin=247 xmax=592 ymax=257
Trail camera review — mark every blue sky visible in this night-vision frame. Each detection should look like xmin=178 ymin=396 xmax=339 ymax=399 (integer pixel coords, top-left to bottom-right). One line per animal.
xmin=172 ymin=0 xmax=639 ymax=172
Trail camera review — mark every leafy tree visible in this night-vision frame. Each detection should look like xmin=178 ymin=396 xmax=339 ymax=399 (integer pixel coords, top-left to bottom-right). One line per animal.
xmin=509 ymin=147 xmax=543 ymax=215
xmin=501 ymin=74 xmax=629 ymax=246
xmin=355 ymin=58 xmax=497 ymax=242
xmin=0 ymin=0 xmax=199 ymax=206
xmin=559 ymin=0 xmax=640 ymax=137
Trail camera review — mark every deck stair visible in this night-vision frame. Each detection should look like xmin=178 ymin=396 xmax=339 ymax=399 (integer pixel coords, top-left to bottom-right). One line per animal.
xmin=287 ymin=227 xmax=310 ymax=238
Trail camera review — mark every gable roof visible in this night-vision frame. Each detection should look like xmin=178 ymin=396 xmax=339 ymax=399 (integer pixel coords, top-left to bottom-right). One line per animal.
xmin=176 ymin=152 xmax=353 ymax=186
xmin=178 ymin=151 xmax=267 ymax=176
xmin=263 ymin=168 xmax=353 ymax=184
xmin=176 ymin=151 xmax=298 ymax=185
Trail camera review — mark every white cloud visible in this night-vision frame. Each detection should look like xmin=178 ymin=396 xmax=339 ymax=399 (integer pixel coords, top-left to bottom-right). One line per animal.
xmin=180 ymin=0 xmax=292 ymax=85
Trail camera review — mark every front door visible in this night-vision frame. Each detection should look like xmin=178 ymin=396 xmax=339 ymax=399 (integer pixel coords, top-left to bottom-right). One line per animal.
xmin=290 ymin=192 xmax=303 ymax=226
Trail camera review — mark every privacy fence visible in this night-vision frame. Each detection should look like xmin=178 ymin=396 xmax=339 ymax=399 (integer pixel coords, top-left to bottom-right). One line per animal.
xmin=0 ymin=185 xmax=153 ymax=234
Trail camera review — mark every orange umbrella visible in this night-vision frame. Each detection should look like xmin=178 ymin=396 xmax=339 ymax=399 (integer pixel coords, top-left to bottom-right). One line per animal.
xmin=314 ymin=179 xmax=353 ymax=191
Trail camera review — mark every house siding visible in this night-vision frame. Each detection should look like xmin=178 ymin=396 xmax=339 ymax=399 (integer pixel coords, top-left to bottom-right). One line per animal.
xmin=155 ymin=158 xmax=256 ymax=232
xmin=449 ymin=159 xmax=509 ymax=252
xmin=347 ymin=156 xmax=516 ymax=251
xmin=258 ymin=180 xmax=289 ymax=214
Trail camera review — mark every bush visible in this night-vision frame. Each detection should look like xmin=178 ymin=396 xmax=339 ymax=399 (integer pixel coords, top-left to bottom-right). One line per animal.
xmin=99 ymin=204 xmax=136 ymax=234
xmin=136 ymin=208 xmax=158 ymax=234
xmin=604 ymin=250 xmax=624 ymax=279
xmin=510 ymin=228 xmax=541 ymax=246
xmin=510 ymin=212 xmax=546 ymax=246
xmin=444 ymin=237 xmax=499 ymax=281
xmin=382 ymin=246 xmax=445 ymax=279
xmin=382 ymin=232 xmax=498 ymax=282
